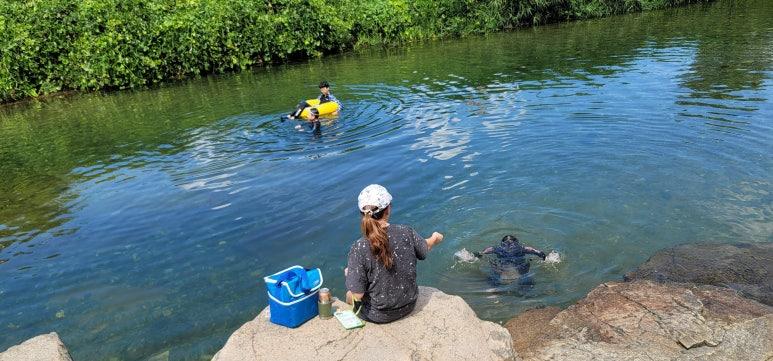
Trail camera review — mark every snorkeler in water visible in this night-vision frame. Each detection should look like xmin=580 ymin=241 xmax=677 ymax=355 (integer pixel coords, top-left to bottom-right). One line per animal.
xmin=475 ymin=235 xmax=546 ymax=285
xmin=294 ymin=107 xmax=321 ymax=132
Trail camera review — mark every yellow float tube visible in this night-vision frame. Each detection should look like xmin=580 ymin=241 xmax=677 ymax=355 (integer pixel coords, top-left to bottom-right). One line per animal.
xmin=299 ymin=99 xmax=339 ymax=119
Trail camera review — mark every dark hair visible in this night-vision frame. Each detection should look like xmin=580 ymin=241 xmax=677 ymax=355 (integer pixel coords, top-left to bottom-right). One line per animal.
xmin=502 ymin=235 xmax=519 ymax=244
xmin=309 ymin=108 xmax=320 ymax=118
xmin=319 ymin=80 xmax=330 ymax=88
xmin=361 ymin=205 xmax=392 ymax=269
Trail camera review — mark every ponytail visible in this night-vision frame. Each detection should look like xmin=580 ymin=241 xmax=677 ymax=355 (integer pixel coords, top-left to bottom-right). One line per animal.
xmin=360 ymin=205 xmax=392 ymax=269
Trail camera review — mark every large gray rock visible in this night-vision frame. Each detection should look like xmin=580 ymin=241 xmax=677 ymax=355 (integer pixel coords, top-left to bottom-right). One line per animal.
xmin=213 ymin=286 xmax=517 ymax=361
xmin=0 ymin=333 xmax=72 ymax=361
xmin=624 ymin=242 xmax=773 ymax=305
xmin=507 ymin=280 xmax=772 ymax=361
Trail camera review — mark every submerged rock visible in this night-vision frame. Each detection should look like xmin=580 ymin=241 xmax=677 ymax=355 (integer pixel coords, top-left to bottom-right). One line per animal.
xmin=213 ymin=286 xmax=517 ymax=361
xmin=624 ymin=242 xmax=773 ymax=306
xmin=508 ymin=280 xmax=772 ymax=361
xmin=147 ymin=350 xmax=170 ymax=361
xmin=0 ymin=332 xmax=72 ymax=361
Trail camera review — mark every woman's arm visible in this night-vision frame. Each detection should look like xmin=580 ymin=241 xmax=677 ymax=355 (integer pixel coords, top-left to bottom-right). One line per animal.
xmin=343 ymin=268 xmax=365 ymax=304
xmin=345 ymin=244 xmax=369 ymax=303
xmin=425 ymin=232 xmax=444 ymax=251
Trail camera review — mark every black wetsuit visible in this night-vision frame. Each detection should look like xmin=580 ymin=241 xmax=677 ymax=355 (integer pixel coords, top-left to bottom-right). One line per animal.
xmin=484 ymin=241 xmax=545 ymax=285
xmin=317 ymin=93 xmax=336 ymax=104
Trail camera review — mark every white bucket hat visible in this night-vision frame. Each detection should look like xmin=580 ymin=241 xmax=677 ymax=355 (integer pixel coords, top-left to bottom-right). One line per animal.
xmin=357 ymin=184 xmax=392 ymax=214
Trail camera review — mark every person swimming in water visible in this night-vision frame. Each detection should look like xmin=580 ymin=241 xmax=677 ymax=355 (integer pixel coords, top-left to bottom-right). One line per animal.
xmin=294 ymin=107 xmax=321 ymax=132
xmin=475 ymin=235 xmax=546 ymax=286
xmin=287 ymin=80 xmax=342 ymax=120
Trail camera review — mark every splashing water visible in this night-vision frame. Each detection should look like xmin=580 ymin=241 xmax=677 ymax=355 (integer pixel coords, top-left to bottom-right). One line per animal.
xmin=544 ymin=251 xmax=561 ymax=264
xmin=454 ymin=248 xmax=479 ymax=263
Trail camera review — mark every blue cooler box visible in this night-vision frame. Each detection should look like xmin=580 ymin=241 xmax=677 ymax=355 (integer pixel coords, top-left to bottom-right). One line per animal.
xmin=264 ymin=265 xmax=323 ymax=328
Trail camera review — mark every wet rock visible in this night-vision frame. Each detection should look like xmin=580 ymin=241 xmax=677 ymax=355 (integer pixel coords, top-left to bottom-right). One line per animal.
xmin=624 ymin=242 xmax=773 ymax=305
xmin=508 ymin=280 xmax=772 ymax=361
xmin=213 ymin=286 xmax=518 ymax=361
xmin=505 ymin=307 xmax=561 ymax=356
xmin=0 ymin=332 xmax=72 ymax=361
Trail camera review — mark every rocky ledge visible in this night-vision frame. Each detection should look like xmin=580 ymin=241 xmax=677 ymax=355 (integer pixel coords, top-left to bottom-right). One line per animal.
xmin=508 ymin=242 xmax=773 ymax=361
xmin=0 ymin=333 xmax=72 ymax=361
xmin=624 ymin=242 xmax=772 ymax=306
xmin=508 ymin=280 xmax=772 ymax=360
xmin=213 ymin=286 xmax=516 ymax=361
xmin=4 ymin=243 xmax=771 ymax=361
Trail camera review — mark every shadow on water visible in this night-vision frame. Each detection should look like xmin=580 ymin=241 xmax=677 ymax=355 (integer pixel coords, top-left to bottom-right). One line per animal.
xmin=0 ymin=0 xmax=771 ymax=359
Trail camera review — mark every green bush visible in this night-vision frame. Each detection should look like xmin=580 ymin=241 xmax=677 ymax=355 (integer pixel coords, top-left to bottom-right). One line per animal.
xmin=0 ymin=0 xmax=710 ymax=103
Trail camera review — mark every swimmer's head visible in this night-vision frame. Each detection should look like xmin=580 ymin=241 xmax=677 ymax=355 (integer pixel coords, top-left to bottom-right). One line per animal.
xmin=309 ymin=108 xmax=320 ymax=120
xmin=319 ymin=80 xmax=330 ymax=95
xmin=501 ymin=235 xmax=520 ymax=246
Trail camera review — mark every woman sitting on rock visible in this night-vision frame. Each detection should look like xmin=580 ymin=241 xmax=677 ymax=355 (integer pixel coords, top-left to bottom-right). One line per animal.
xmin=345 ymin=184 xmax=444 ymax=323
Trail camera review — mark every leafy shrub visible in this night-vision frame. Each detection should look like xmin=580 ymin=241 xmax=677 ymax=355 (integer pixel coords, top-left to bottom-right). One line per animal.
xmin=0 ymin=0 xmax=710 ymax=103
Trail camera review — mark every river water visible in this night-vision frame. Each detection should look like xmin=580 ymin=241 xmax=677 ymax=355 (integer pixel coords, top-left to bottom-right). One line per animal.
xmin=1 ymin=0 xmax=771 ymax=359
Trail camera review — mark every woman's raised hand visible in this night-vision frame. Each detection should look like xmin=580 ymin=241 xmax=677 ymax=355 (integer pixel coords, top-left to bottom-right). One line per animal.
xmin=426 ymin=232 xmax=444 ymax=250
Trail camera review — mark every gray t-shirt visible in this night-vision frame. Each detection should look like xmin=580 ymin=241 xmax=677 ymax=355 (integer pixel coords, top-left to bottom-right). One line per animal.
xmin=345 ymin=224 xmax=428 ymax=323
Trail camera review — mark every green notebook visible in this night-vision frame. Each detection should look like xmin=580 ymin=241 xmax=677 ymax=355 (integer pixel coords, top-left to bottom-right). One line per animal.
xmin=334 ymin=309 xmax=365 ymax=329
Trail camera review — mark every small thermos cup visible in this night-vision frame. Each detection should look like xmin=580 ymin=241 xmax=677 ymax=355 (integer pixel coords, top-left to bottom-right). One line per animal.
xmin=318 ymin=288 xmax=333 ymax=319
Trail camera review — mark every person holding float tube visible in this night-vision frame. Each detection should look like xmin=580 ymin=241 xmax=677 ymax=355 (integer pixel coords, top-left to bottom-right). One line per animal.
xmin=287 ymin=80 xmax=342 ymax=120
xmin=344 ymin=184 xmax=444 ymax=324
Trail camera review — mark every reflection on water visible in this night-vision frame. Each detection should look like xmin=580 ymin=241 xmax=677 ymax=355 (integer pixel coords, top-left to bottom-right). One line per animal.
xmin=1 ymin=0 xmax=772 ymax=359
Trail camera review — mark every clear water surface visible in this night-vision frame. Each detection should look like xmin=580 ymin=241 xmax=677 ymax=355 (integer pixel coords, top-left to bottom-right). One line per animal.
xmin=1 ymin=0 xmax=771 ymax=359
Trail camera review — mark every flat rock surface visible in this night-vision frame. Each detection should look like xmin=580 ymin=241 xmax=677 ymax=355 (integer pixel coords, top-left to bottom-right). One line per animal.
xmin=508 ymin=280 xmax=772 ymax=361
xmin=0 ymin=333 xmax=72 ymax=361
xmin=213 ymin=286 xmax=517 ymax=361
xmin=505 ymin=307 xmax=561 ymax=356
xmin=625 ymin=242 xmax=773 ymax=305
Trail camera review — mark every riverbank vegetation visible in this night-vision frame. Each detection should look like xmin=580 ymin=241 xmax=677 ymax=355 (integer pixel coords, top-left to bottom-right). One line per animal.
xmin=1 ymin=0 xmax=710 ymax=103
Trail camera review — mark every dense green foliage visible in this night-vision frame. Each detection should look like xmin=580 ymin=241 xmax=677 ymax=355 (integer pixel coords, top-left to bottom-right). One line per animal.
xmin=0 ymin=0 xmax=709 ymax=103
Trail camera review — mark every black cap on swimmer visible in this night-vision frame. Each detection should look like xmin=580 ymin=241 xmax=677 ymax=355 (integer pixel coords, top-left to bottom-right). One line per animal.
xmin=319 ymin=80 xmax=330 ymax=88
xmin=309 ymin=108 xmax=320 ymax=118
